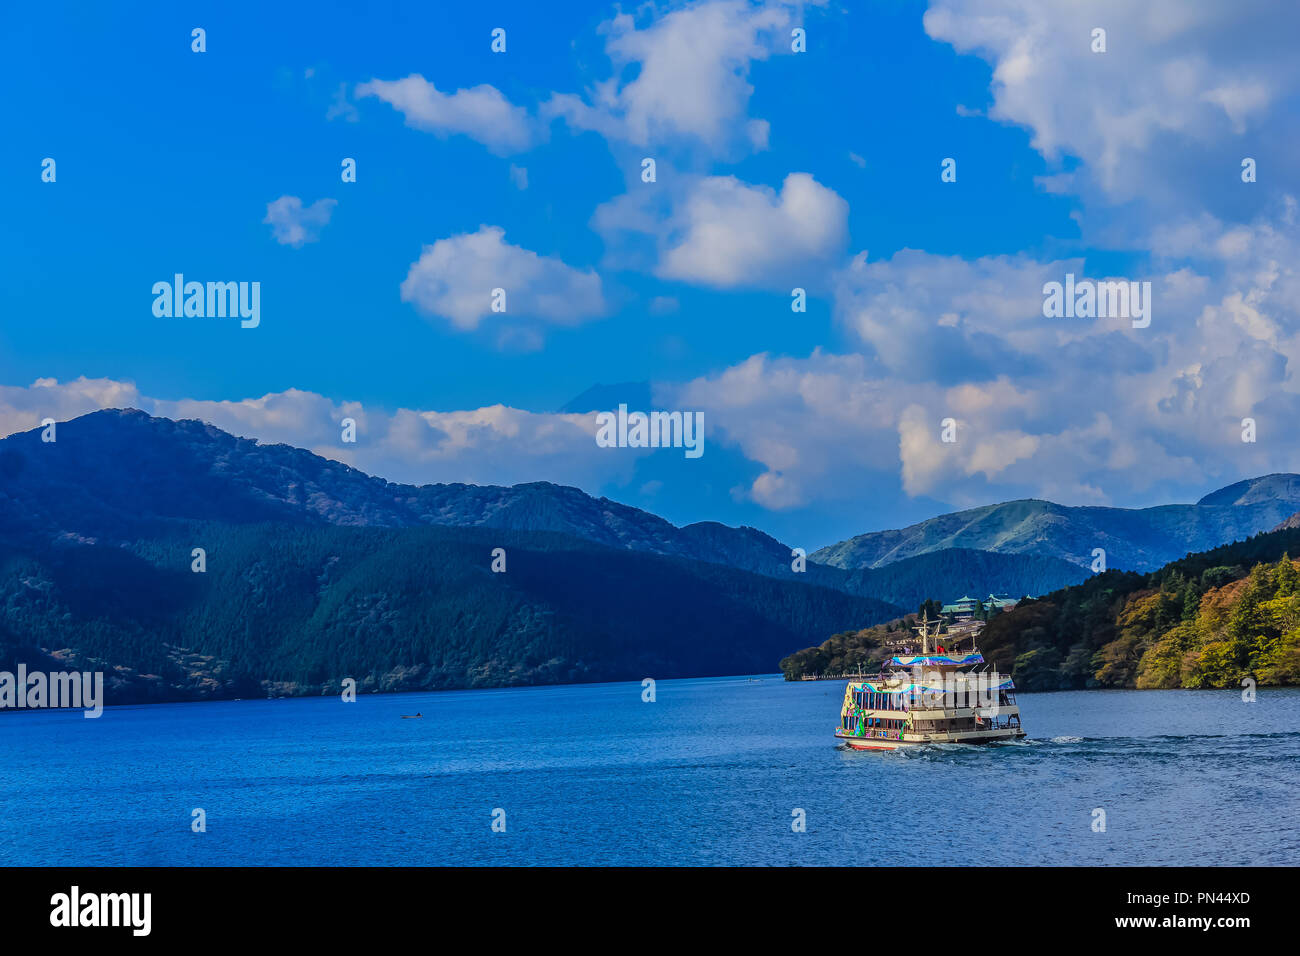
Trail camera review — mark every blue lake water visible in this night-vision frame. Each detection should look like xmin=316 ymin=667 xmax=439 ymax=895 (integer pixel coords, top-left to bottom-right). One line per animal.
xmin=1 ymin=677 xmax=1296 ymax=866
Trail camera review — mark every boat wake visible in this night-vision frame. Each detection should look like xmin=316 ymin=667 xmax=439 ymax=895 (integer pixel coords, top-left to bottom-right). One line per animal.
xmin=838 ymin=729 xmax=1300 ymax=762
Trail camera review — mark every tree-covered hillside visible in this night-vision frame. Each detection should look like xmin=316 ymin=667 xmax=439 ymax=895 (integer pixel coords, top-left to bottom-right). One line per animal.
xmin=0 ymin=522 xmax=902 ymax=704
xmin=782 ymin=526 xmax=1300 ymax=689
xmin=778 ymin=617 xmax=915 ymax=680
xmin=978 ymin=527 xmax=1300 ymax=690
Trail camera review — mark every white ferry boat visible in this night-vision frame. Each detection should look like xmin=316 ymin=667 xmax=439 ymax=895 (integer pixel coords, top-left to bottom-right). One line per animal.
xmin=835 ymin=613 xmax=1024 ymax=751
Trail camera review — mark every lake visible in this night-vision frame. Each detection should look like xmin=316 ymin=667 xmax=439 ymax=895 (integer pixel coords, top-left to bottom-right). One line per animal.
xmin=1 ymin=677 xmax=1296 ymax=865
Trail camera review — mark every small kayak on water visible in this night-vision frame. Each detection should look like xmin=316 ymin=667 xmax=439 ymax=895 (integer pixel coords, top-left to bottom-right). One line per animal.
xmin=401 ymin=713 xmax=423 ymax=719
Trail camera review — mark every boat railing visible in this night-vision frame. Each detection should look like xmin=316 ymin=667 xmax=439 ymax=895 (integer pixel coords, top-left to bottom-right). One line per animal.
xmin=840 ymin=729 xmax=906 ymax=740
xmin=851 ymin=692 xmax=1017 ymax=706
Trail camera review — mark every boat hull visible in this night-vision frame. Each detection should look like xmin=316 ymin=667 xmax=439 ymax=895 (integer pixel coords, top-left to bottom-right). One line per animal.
xmin=840 ymin=737 xmax=909 ymax=751
xmin=836 ymin=728 xmax=1026 ymax=750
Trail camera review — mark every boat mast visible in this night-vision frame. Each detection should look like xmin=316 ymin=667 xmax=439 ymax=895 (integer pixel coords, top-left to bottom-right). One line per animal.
xmin=915 ymin=611 xmax=937 ymax=654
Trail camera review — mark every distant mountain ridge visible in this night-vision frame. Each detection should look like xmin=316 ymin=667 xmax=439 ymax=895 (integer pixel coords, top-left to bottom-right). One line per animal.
xmin=0 ymin=409 xmax=777 ymax=563
xmin=812 ymin=475 xmax=1300 ymax=573
xmin=0 ymin=410 xmax=1085 ymax=605
xmin=556 ymin=381 xmax=652 ymax=414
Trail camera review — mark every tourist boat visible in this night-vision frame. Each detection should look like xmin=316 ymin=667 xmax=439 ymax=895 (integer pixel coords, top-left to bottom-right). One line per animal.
xmin=835 ymin=613 xmax=1025 ymax=750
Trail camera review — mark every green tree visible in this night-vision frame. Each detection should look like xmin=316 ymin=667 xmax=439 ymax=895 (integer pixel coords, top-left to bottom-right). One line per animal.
xmin=917 ymin=598 xmax=944 ymax=620
xmin=1275 ymin=554 xmax=1299 ymax=597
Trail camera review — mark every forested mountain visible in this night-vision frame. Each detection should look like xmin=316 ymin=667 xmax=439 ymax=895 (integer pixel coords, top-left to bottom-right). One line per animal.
xmin=0 ymin=408 xmax=872 ymax=593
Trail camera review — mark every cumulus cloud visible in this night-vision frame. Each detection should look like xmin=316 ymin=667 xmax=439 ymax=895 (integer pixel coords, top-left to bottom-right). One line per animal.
xmin=661 ymin=198 xmax=1300 ymax=512
xmin=543 ymin=0 xmax=799 ymax=159
xmin=832 ymin=249 xmax=1075 ymax=379
xmin=594 ymin=172 xmax=848 ymax=288
xmin=898 ymin=404 xmax=1039 ymax=497
xmin=923 ymin=0 xmax=1300 ymax=206
xmin=667 ymin=351 xmax=905 ymax=509
xmin=399 ymin=225 xmax=607 ymax=333
xmin=347 ymin=2 xmax=818 ymax=163
xmin=263 ymin=196 xmax=337 ymax=247
xmin=356 ymin=75 xmax=538 ymax=154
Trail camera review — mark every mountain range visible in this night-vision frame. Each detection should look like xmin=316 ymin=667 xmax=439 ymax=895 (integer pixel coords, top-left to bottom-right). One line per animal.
xmin=812 ymin=475 xmax=1300 ymax=572
xmin=1 ymin=408 xmax=1297 ymax=702
xmin=0 ymin=409 xmax=1087 ymax=606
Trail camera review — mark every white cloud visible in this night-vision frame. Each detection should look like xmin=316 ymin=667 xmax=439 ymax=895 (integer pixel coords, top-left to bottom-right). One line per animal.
xmin=660 ymin=198 xmax=1300 ymax=512
xmin=0 ymin=377 xmax=144 ymax=441
xmin=263 ymin=196 xmax=337 ymax=247
xmin=400 ymin=225 xmax=606 ymax=332
xmin=348 ymin=3 xmax=819 ymax=163
xmin=923 ymin=0 xmax=1300 ymax=205
xmin=594 ymin=172 xmax=848 ymax=289
xmin=897 ymin=404 xmax=952 ymax=498
xmin=668 ymin=351 xmax=904 ymax=509
xmin=543 ymin=0 xmax=800 ymax=159
xmin=833 ymin=248 xmax=1088 ymax=379
xmin=356 ymin=75 xmax=538 ymax=154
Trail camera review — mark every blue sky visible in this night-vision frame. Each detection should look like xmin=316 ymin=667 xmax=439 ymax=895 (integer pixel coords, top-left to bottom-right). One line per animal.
xmin=4 ymin=0 xmax=1299 ymax=549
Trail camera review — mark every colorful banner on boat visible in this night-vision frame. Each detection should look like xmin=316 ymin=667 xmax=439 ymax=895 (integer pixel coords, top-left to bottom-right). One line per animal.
xmin=847 ymin=677 xmax=1015 ymax=695
xmin=889 ymin=652 xmax=984 ymax=666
